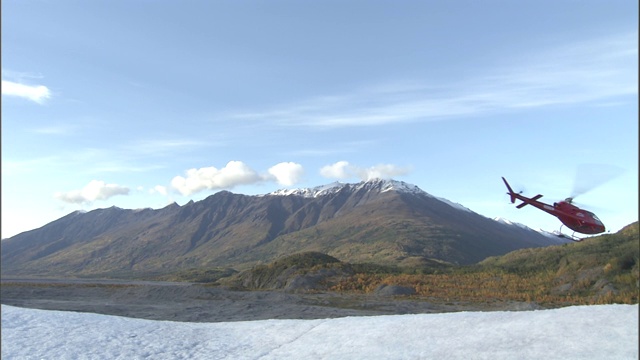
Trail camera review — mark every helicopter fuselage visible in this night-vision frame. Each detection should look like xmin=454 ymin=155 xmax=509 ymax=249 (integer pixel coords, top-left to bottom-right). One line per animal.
xmin=501 ymin=177 xmax=605 ymax=235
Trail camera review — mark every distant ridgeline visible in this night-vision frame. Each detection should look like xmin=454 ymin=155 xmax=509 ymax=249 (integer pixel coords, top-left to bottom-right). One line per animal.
xmin=2 ymin=179 xmax=572 ymax=278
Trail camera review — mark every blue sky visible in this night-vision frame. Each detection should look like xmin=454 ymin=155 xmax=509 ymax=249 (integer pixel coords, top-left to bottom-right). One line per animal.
xmin=2 ymin=1 xmax=638 ymax=239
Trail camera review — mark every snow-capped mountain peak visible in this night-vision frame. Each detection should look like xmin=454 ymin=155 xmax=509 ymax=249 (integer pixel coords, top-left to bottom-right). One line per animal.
xmin=267 ymin=181 xmax=345 ymax=198
xmin=266 ymin=178 xmax=481 ymax=214
xmin=368 ymin=178 xmax=426 ymax=195
xmin=267 ymin=178 xmax=430 ymax=198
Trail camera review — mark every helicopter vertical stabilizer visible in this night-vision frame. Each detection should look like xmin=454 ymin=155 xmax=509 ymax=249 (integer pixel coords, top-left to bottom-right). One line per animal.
xmin=501 ymin=177 xmax=516 ymax=203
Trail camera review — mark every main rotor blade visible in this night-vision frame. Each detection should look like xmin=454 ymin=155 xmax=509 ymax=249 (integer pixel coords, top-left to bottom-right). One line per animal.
xmin=570 ymin=163 xmax=624 ymax=199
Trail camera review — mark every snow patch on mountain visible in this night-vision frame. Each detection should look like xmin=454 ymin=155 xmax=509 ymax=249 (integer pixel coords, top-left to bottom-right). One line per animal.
xmin=493 ymin=217 xmax=568 ymax=241
xmin=371 ymin=179 xmax=426 ymax=195
xmin=267 ymin=179 xmax=431 ymax=198
xmin=436 ymin=197 xmax=474 ymax=213
xmin=267 ymin=179 xmax=479 ymax=214
xmin=494 ymin=217 xmax=531 ymax=229
xmin=267 ymin=181 xmax=344 ymax=197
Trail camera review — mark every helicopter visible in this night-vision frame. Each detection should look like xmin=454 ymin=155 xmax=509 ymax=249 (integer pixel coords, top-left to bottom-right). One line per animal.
xmin=501 ymin=177 xmax=605 ymax=240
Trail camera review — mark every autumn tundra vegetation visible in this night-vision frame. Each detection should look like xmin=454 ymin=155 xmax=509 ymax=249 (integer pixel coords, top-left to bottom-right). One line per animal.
xmin=219 ymin=222 xmax=639 ymax=307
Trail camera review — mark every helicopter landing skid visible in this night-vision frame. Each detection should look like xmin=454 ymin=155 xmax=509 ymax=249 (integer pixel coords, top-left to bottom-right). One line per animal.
xmin=555 ymin=225 xmax=583 ymax=242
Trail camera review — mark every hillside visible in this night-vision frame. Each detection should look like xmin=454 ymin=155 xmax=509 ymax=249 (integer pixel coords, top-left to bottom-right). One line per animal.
xmin=1 ymin=179 xmax=565 ymax=278
xmin=198 ymin=222 xmax=637 ymax=306
xmin=325 ymin=222 xmax=638 ymax=305
xmin=475 ymin=221 xmax=639 ymax=302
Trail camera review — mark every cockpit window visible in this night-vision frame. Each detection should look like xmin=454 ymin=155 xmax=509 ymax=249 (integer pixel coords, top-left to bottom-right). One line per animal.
xmin=587 ymin=212 xmax=603 ymax=225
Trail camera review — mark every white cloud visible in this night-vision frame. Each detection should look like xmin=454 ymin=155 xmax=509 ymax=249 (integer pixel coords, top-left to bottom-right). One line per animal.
xmin=233 ymin=32 xmax=637 ymax=128
xmin=2 ymin=80 xmax=51 ymax=104
xmin=54 ymin=180 xmax=130 ymax=204
xmin=268 ymin=162 xmax=304 ymax=186
xmin=358 ymin=163 xmax=411 ymax=180
xmin=152 ymin=185 xmax=168 ymax=196
xmin=171 ymin=161 xmax=262 ymax=196
xmin=320 ymin=161 xmax=351 ymax=179
xmin=170 ymin=161 xmax=306 ymax=196
xmin=321 ymin=161 xmax=411 ymax=181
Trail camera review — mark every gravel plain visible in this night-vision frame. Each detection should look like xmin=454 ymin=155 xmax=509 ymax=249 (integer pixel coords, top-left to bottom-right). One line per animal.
xmin=0 ymin=277 xmax=543 ymax=322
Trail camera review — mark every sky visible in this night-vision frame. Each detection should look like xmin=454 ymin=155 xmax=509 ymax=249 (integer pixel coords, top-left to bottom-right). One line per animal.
xmin=2 ymin=304 xmax=638 ymax=359
xmin=2 ymin=1 xmax=638 ymax=239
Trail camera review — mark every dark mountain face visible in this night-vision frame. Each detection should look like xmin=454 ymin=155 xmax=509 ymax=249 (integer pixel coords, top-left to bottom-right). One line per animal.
xmin=1 ymin=179 xmax=563 ymax=277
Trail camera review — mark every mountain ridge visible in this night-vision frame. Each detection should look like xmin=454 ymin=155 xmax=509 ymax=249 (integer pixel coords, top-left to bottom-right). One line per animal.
xmin=1 ymin=178 xmax=568 ymax=278
xmin=266 ymin=179 xmax=428 ymax=198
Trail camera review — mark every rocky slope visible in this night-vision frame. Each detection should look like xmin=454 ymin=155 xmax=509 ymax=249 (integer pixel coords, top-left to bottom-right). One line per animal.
xmin=1 ymin=179 xmax=564 ymax=277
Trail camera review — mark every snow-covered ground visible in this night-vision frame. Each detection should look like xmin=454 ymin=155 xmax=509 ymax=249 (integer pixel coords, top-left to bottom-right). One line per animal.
xmin=2 ymin=304 xmax=637 ymax=359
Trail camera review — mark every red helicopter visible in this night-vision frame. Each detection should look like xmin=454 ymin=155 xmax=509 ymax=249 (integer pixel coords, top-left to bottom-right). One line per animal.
xmin=501 ymin=177 xmax=605 ymax=240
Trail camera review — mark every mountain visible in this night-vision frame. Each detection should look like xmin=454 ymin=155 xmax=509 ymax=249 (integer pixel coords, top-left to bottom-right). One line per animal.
xmin=1 ymin=179 xmax=566 ymax=278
